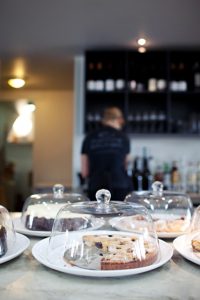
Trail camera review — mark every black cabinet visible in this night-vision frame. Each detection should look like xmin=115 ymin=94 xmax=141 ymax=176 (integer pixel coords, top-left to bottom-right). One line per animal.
xmin=84 ymin=50 xmax=200 ymax=135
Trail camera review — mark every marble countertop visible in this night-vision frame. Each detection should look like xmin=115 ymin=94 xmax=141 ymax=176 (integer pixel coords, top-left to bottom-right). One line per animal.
xmin=0 ymin=237 xmax=200 ymax=300
xmin=0 ymin=213 xmax=200 ymax=300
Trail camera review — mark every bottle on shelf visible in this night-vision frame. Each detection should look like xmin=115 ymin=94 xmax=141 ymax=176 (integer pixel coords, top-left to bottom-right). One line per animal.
xmin=193 ymin=62 xmax=200 ymax=91
xmin=163 ymin=162 xmax=171 ymax=190
xmin=115 ymin=59 xmax=125 ymax=91
xmin=157 ymin=111 xmax=166 ymax=133
xmin=170 ymin=161 xmax=181 ymax=191
xmin=142 ymin=147 xmax=153 ymax=190
xmin=86 ymin=62 xmax=96 ymax=91
xmin=134 ymin=112 xmax=142 ymax=133
xmin=132 ymin=156 xmax=143 ymax=191
xmin=105 ymin=63 xmax=115 ymax=92
xmin=95 ymin=62 xmax=104 ymax=91
xmin=136 ymin=65 xmax=145 ymax=92
xmin=127 ymin=113 xmax=134 ymax=132
xmin=178 ymin=62 xmax=187 ymax=92
xmin=149 ymin=111 xmax=157 ymax=133
xmin=141 ymin=111 xmax=149 ymax=133
xmin=154 ymin=164 xmax=164 ymax=182
xmin=148 ymin=64 xmax=157 ymax=92
xmin=186 ymin=161 xmax=197 ymax=193
xmin=86 ymin=113 xmax=95 ymax=132
xmin=170 ymin=63 xmax=179 ymax=92
xmin=156 ymin=64 xmax=167 ymax=91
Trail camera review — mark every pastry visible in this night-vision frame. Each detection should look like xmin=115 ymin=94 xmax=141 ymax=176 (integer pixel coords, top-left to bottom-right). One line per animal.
xmin=154 ymin=217 xmax=189 ymax=233
xmin=64 ymin=234 xmax=158 ymax=270
xmin=112 ymin=215 xmax=189 ymax=234
xmin=191 ymin=234 xmax=200 ymax=253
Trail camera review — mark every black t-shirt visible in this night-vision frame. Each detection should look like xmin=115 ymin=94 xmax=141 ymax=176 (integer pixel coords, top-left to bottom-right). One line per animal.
xmin=81 ymin=125 xmax=132 ymax=190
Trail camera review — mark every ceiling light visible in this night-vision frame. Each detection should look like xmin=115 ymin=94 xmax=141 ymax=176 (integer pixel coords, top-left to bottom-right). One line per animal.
xmin=138 ymin=47 xmax=147 ymax=53
xmin=8 ymin=78 xmax=25 ymax=88
xmin=137 ymin=38 xmax=146 ymax=46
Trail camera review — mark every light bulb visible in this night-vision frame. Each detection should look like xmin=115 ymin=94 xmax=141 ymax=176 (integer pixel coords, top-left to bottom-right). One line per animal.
xmin=137 ymin=38 xmax=146 ymax=46
xmin=138 ymin=47 xmax=147 ymax=53
xmin=8 ymin=78 xmax=25 ymax=88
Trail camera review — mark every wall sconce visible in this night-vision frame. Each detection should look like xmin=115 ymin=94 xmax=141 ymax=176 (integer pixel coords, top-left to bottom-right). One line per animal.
xmin=137 ymin=38 xmax=146 ymax=46
xmin=138 ymin=47 xmax=147 ymax=53
xmin=7 ymin=100 xmax=36 ymax=143
xmin=8 ymin=78 xmax=26 ymax=88
xmin=137 ymin=37 xmax=147 ymax=53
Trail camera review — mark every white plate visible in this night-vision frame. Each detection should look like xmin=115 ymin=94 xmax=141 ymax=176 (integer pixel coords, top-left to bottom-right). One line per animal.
xmin=13 ymin=217 xmax=105 ymax=237
xmin=0 ymin=233 xmax=30 ymax=264
xmin=109 ymin=217 xmax=187 ymax=239
xmin=13 ymin=218 xmax=52 ymax=237
xmin=32 ymin=231 xmax=173 ymax=277
xmin=173 ymin=234 xmax=200 ymax=266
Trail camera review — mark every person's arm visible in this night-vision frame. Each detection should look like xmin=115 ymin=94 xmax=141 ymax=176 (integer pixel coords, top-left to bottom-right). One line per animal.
xmin=81 ymin=154 xmax=90 ymax=178
xmin=124 ymin=154 xmax=131 ymax=170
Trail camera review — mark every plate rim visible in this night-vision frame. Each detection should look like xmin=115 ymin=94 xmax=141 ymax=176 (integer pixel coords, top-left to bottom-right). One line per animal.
xmin=173 ymin=234 xmax=200 ymax=266
xmin=0 ymin=232 xmax=30 ymax=264
xmin=13 ymin=217 xmax=52 ymax=237
xmin=32 ymin=233 xmax=173 ymax=277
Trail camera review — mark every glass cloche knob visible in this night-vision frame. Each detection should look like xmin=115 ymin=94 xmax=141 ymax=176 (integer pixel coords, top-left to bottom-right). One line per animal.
xmin=95 ymin=189 xmax=111 ymax=205
xmin=53 ymin=184 xmax=64 ymax=198
xmin=152 ymin=181 xmax=163 ymax=196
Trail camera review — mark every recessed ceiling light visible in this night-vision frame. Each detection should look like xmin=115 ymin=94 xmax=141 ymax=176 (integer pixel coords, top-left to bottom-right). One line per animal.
xmin=8 ymin=78 xmax=25 ymax=88
xmin=138 ymin=47 xmax=147 ymax=53
xmin=137 ymin=38 xmax=146 ymax=46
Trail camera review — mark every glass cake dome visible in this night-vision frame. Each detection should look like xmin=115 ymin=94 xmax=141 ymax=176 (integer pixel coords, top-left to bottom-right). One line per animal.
xmin=48 ymin=189 xmax=160 ymax=271
xmin=21 ymin=184 xmax=89 ymax=231
xmin=190 ymin=205 xmax=200 ymax=234
xmin=125 ymin=181 xmax=193 ymax=236
xmin=0 ymin=205 xmax=15 ymax=257
xmin=182 ymin=205 xmax=200 ymax=258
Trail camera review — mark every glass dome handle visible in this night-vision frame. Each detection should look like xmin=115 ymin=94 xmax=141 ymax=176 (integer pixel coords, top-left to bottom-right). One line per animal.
xmin=152 ymin=181 xmax=163 ymax=196
xmin=53 ymin=184 xmax=64 ymax=198
xmin=95 ymin=189 xmax=111 ymax=205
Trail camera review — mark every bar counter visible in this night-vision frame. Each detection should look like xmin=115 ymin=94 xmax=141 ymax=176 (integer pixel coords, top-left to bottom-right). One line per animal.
xmin=0 ymin=234 xmax=200 ymax=300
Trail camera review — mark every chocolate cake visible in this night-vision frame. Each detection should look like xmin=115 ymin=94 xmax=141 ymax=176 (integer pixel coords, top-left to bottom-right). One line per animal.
xmin=25 ymin=204 xmax=92 ymax=231
xmin=0 ymin=225 xmax=7 ymax=257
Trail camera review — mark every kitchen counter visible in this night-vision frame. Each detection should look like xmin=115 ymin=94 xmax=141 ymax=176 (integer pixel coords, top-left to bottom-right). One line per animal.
xmin=0 ymin=235 xmax=200 ymax=300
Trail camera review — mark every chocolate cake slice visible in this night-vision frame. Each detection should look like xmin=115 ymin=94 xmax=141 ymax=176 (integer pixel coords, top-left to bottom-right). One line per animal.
xmin=25 ymin=204 xmax=92 ymax=231
xmin=0 ymin=225 xmax=8 ymax=257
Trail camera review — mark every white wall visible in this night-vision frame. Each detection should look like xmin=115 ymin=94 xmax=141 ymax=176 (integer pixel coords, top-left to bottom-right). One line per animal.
xmin=0 ymin=90 xmax=74 ymax=190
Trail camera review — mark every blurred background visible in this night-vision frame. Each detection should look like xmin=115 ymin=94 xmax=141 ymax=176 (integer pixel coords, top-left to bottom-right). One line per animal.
xmin=0 ymin=0 xmax=200 ymax=210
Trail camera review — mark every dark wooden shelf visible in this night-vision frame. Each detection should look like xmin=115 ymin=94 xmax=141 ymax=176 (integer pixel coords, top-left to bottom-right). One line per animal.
xmin=84 ymin=49 xmax=200 ymax=135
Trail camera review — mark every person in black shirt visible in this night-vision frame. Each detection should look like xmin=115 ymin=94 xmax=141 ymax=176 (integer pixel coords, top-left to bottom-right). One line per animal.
xmin=81 ymin=107 xmax=133 ymax=200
